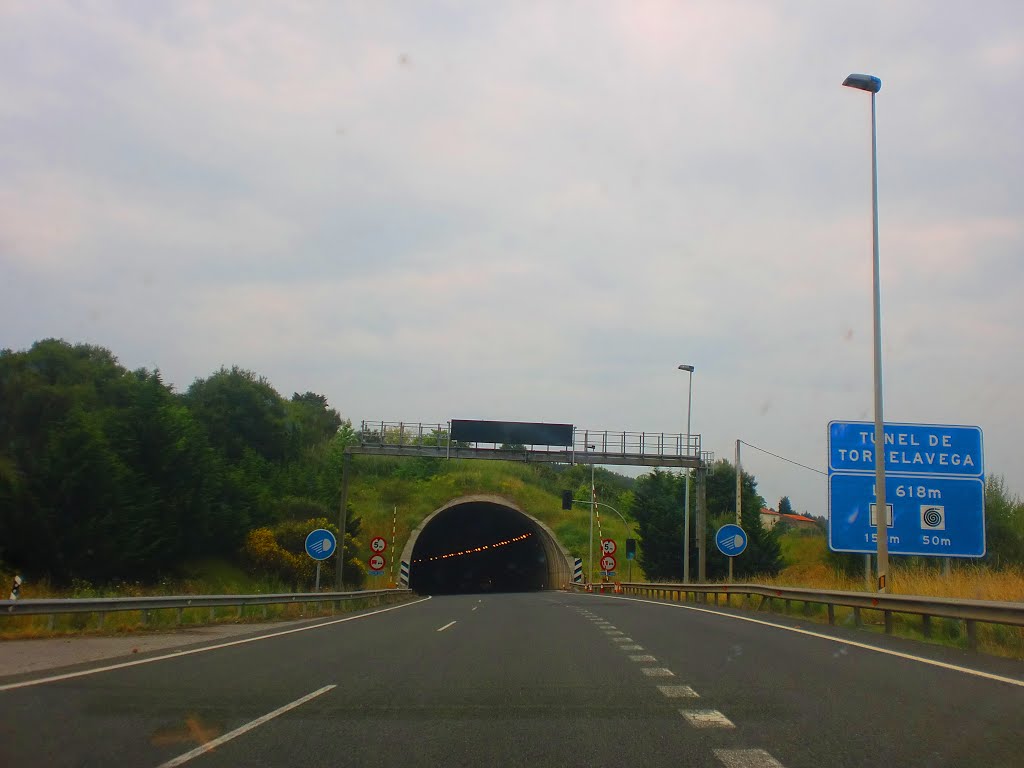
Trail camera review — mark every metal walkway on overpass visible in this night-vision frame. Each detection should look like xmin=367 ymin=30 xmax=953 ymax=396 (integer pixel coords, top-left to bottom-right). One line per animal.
xmin=355 ymin=420 xmax=713 ymax=469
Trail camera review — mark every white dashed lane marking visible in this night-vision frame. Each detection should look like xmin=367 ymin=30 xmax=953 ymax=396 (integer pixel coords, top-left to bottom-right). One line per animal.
xmin=572 ymin=599 xmax=785 ymax=767
xmin=713 ymin=749 xmax=786 ymax=767
xmin=657 ymin=685 xmax=700 ymax=698
xmin=641 ymin=667 xmax=675 ymax=677
xmin=680 ymin=709 xmax=735 ymax=728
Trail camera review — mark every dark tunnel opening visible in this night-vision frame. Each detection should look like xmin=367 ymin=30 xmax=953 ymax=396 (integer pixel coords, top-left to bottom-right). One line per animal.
xmin=409 ymin=502 xmax=550 ymax=594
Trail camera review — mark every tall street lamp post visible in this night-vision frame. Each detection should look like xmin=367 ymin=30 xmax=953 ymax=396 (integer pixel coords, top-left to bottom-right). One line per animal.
xmin=678 ymin=364 xmax=695 ymax=583
xmin=842 ymin=72 xmax=889 ymax=593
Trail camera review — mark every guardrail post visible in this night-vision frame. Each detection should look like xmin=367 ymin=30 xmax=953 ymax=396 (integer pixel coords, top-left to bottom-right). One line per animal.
xmin=176 ymin=607 xmax=183 ymax=626
xmin=966 ymin=619 xmax=978 ymax=650
xmin=784 ymin=599 xmax=791 ymax=614
xmin=262 ymin=604 xmax=268 ymax=620
xmin=209 ymin=607 xmax=215 ymax=622
xmin=237 ymin=605 xmax=243 ymax=620
xmin=47 ymin=614 xmax=55 ymax=631
xmin=853 ymin=607 xmax=862 ymax=626
xmin=827 ymin=604 xmax=835 ymax=625
xmin=922 ymin=614 xmax=932 ymax=638
xmin=884 ymin=611 xmax=893 ymax=634
xmin=141 ymin=610 xmax=149 ymax=626
xmin=803 ymin=601 xmax=813 ymax=617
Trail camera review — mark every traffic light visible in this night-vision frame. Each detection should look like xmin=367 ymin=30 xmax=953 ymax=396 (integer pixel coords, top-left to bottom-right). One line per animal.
xmin=561 ymin=490 xmax=573 ymax=510
xmin=625 ymin=538 xmax=636 ymax=560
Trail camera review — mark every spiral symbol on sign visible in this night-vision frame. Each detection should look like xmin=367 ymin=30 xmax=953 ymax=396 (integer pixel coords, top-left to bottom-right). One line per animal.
xmin=923 ymin=507 xmax=943 ymax=528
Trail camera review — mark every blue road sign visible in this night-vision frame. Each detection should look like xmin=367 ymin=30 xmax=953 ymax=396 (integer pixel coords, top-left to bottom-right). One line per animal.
xmin=304 ymin=529 xmax=337 ymax=561
xmin=827 ymin=421 xmax=985 ymax=557
xmin=828 ymin=421 xmax=983 ymax=477
xmin=715 ymin=524 xmax=748 ymax=557
xmin=828 ymin=473 xmax=985 ymax=557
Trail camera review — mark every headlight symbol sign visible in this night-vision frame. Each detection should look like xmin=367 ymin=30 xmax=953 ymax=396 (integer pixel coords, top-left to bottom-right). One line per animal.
xmin=920 ymin=505 xmax=945 ymax=531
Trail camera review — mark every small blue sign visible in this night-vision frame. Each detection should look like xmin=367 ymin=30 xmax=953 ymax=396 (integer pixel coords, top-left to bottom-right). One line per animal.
xmin=828 ymin=421 xmax=983 ymax=477
xmin=828 ymin=474 xmax=985 ymax=557
xmin=715 ymin=524 xmax=748 ymax=557
xmin=304 ymin=529 xmax=337 ymax=561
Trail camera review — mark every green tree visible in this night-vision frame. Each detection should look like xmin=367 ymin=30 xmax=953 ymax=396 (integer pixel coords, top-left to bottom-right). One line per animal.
xmin=701 ymin=460 xmax=783 ymax=579
xmin=778 ymin=496 xmax=794 ymax=516
xmin=633 ymin=469 xmax=684 ymax=581
xmin=984 ymin=475 xmax=1024 ymax=568
xmin=185 ymin=367 xmax=289 ymax=463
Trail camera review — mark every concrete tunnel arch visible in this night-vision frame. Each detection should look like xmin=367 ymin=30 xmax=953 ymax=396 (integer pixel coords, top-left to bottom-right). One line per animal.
xmin=400 ymin=495 xmax=574 ymax=594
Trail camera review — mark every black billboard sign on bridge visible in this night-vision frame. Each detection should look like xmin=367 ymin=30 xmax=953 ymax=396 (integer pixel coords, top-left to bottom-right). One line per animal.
xmin=450 ymin=419 xmax=574 ymax=447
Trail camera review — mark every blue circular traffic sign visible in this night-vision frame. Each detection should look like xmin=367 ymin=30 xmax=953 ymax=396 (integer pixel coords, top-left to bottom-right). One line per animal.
xmin=305 ymin=529 xmax=337 ymax=561
xmin=715 ymin=524 xmax=748 ymax=557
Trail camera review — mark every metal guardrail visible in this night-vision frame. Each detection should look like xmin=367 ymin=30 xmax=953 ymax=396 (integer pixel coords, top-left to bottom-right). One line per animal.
xmin=575 ymin=582 xmax=1024 ymax=650
xmin=1 ymin=589 xmax=411 ymax=628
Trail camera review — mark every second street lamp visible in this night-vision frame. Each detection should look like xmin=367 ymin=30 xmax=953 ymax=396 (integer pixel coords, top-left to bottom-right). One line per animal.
xmin=678 ymin=364 xmax=695 ymax=583
xmin=843 ymin=72 xmax=889 ymax=593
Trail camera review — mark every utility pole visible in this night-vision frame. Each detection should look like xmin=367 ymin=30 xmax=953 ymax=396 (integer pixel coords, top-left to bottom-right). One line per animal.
xmin=731 ymin=439 xmax=742 ymax=583
xmin=336 ymin=452 xmax=351 ymax=590
xmin=587 ymin=443 xmax=596 ymax=584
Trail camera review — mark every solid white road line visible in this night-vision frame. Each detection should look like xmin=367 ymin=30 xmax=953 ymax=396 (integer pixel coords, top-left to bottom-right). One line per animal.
xmin=714 ymin=748 xmax=786 ymax=767
xmin=592 ymin=594 xmax=1024 ymax=690
xmin=628 ymin=654 xmax=657 ymax=662
xmin=619 ymin=644 xmax=644 ymax=651
xmin=680 ymin=709 xmax=735 ymax=728
xmin=155 ymin=684 xmax=336 ymax=768
xmin=0 ymin=597 xmax=432 ymax=692
xmin=657 ymin=684 xmax=700 ymax=698
xmin=436 ymin=621 xmax=457 ymax=632
xmin=603 ymin=630 xmax=624 ymax=636
xmin=611 ymin=637 xmax=634 ymax=643
xmin=641 ymin=667 xmax=675 ymax=677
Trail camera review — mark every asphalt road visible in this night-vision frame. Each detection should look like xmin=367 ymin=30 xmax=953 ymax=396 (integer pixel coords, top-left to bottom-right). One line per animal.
xmin=1 ymin=591 xmax=1022 ymax=767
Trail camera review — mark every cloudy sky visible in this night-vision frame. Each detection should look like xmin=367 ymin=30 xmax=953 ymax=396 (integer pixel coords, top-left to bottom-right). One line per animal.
xmin=3 ymin=1 xmax=1022 ymax=516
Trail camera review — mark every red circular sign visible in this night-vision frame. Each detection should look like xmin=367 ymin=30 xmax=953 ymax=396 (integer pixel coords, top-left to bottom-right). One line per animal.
xmin=369 ymin=554 xmax=386 ymax=571
xmin=601 ymin=539 xmax=616 ymax=555
xmin=600 ymin=554 xmax=616 ymax=572
xmin=370 ymin=537 xmax=388 ymax=553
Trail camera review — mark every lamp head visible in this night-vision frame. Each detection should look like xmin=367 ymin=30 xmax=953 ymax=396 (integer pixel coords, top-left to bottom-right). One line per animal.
xmin=843 ymin=73 xmax=882 ymax=93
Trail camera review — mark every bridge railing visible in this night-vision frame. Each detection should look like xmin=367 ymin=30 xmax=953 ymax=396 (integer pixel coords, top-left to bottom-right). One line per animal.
xmin=1 ymin=588 xmax=411 ymax=630
xmin=357 ymin=421 xmax=703 ymax=460
xmin=574 ymin=581 xmax=1024 ymax=651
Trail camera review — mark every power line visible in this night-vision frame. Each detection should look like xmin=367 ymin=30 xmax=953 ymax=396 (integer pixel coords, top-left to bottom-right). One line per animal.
xmin=739 ymin=440 xmax=827 ymax=476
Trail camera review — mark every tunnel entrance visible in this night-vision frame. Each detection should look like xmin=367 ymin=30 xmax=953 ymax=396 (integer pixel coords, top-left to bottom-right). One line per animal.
xmin=405 ymin=495 xmax=572 ymax=594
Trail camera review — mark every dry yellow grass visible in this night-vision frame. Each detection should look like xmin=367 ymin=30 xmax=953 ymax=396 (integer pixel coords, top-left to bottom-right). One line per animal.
xmin=753 ymin=561 xmax=1024 ymax=603
xmin=739 ymin=560 xmax=1024 ymax=658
